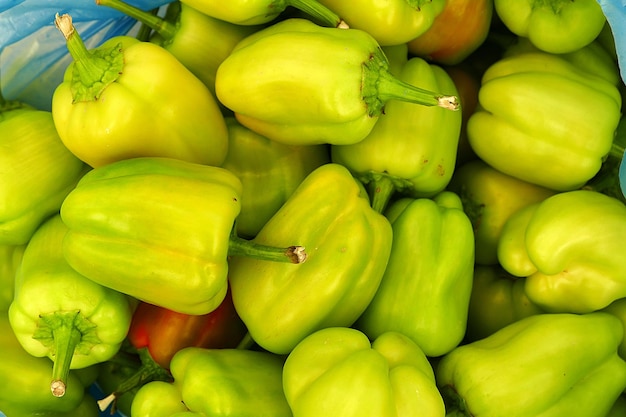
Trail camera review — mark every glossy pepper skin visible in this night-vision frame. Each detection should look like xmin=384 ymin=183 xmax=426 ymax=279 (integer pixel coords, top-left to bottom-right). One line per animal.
xmin=465 ymin=264 xmax=544 ymax=342
xmin=0 ymin=314 xmax=100 ymax=417
xmin=494 ymin=0 xmax=606 ymax=53
xmin=131 ymin=347 xmax=292 ymax=417
xmin=180 ymin=0 xmax=345 ymax=27
xmin=59 ymin=157 xmax=242 ymax=316
xmin=0 ymin=95 xmax=86 ymax=245
xmin=229 ymin=163 xmax=393 ymax=355
xmin=467 ymin=50 xmax=622 ymax=191
xmin=215 ymin=18 xmax=459 ymax=147
xmin=447 ymin=159 xmax=555 ymax=265
xmin=331 ymin=53 xmax=462 ymax=211
xmin=51 ymin=14 xmax=228 ymax=168
xmin=283 ymin=328 xmax=445 ymax=417
xmin=437 ymin=312 xmax=626 ymax=417
xmin=221 ymin=117 xmax=330 ymax=238
xmin=355 ymin=192 xmax=474 ymax=357
xmin=407 ymin=0 xmax=493 ymax=65
xmin=316 ymin=0 xmax=446 ymax=46
xmin=497 ymin=190 xmax=626 ymax=314
xmin=0 ymin=244 xmax=25 ymax=312
xmin=8 ymin=215 xmax=134 ymax=398
xmin=96 ymin=0 xmax=261 ymax=96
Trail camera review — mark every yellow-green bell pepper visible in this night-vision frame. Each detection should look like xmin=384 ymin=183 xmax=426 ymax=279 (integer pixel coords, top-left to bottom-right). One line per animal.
xmin=331 ymin=51 xmax=462 ymax=211
xmin=465 ymin=264 xmax=544 ymax=342
xmin=60 ymin=157 xmax=305 ymax=316
xmin=0 ymin=94 xmax=86 ymax=246
xmin=355 ymin=192 xmax=474 ymax=357
xmin=8 ymin=215 xmax=134 ymax=398
xmin=215 ymin=18 xmax=459 ymax=147
xmin=467 ymin=50 xmax=622 ymax=191
xmin=437 ymin=312 xmax=626 ymax=417
xmin=51 ymin=13 xmax=228 ymax=168
xmin=0 ymin=314 xmax=101 ymax=417
xmin=131 ymin=347 xmax=292 ymax=417
xmin=229 ymin=163 xmax=393 ymax=354
xmin=493 ymin=0 xmax=606 ymax=54
xmin=497 ymin=190 xmax=626 ymax=314
xmin=221 ymin=117 xmax=330 ymax=238
xmin=315 ymin=0 xmax=446 ymax=46
xmin=283 ymin=327 xmax=445 ymax=417
xmin=447 ymin=159 xmax=555 ymax=265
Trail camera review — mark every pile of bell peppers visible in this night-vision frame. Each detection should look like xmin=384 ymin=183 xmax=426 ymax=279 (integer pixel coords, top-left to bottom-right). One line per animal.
xmin=2 ymin=1 xmax=626 ymax=416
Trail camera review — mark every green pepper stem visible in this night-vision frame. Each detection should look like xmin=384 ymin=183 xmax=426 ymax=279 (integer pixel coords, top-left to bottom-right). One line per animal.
xmin=97 ymin=348 xmax=172 ymax=412
xmin=369 ymin=175 xmax=396 ymax=214
xmin=284 ymin=0 xmax=348 ymax=28
xmin=49 ymin=311 xmax=83 ymax=397
xmin=228 ymin=233 xmax=307 ymax=264
xmin=235 ymin=332 xmax=256 ymax=350
xmin=54 ymin=14 xmax=102 ymax=89
xmin=96 ymin=0 xmax=178 ymax=40
xmin=377 ymin=68 xmax=460 ymax=111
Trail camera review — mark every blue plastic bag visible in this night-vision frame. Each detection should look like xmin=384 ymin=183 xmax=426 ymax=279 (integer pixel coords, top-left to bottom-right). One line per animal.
xmin=0 ymin=0 xmax=172 ymax=110
xmin=597 ymin=0 xmax=626 ymax=84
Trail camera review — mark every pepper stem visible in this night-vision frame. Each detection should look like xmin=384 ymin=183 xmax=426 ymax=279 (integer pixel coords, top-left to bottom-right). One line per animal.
xmin=44 ymin=311 xmax=83 ymax=397
xmin=283 ymin=0 xmax=348 ymax=28
xmin=97 ymin=348 xmax=172 ymax=412
xmin=96 ymin=0 xmax=178 ymax=40
xmin=368 ymin=175 xmax=397 ymax=214
xmin=228 ymin=232 xmax=307 ymax=264
xmin=363 ymin=47 xmax=460 ymax=116
xmin=54 ymin=13 xmax=125 ymax=102
xmin=235 ymin=332 xmax=256 ymax=350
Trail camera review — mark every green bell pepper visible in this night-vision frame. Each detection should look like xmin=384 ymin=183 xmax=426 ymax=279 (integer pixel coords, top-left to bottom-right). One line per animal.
xmin=130 ymin=347 xmax=292 ymax=417
xmin=315 ymin=0 xmax=446 ymax=46
xmin=8 ymin=214 xmax=134 ymax=398
xmin=465 ymin=264 xmax=544 ymax=342
xmin=51 ymin=13 xmax=228 ymax=168
xmin=331 ymin=53 xmax=462 ymax=211
xmin=493 ymin=0 xmax=606 ymax=53
xmin=437 ymin=312 xmax=626 ymax=417
xmin=221 ymin=117 xmax=330 ymax=238
xmin=504 ymin=37 xmax=622 ymax=87
xmin=283 ymin=327 xmax=445 ymax=417
xmin=497 ymin=190 xmax=626 ymax=314
xmin=229 ymin=163 xmax=393 ymax=354
xmin=60 ymin=156 xmax=306 ymax=316
xmin=467 ymin=50 xmax=622 ymax=191
xmin=447 ymin=159 xmax=555 ymax=265
xmin=215 ymin=18 xmax=459 ymax=147
xmin=355 ymin=192 xmax=474 ymax=357
xmin=0 ymin=93 xmax=86 ymax=246
xmin=96 ymin=0 xmax=261 ymax=97
xmin=0 ymin=314 xmax=100 ymax=416
xmin=180 ymin=0 xmax=345 ymax=27
xmin=0 ymin=243 xmax=25 ymax=312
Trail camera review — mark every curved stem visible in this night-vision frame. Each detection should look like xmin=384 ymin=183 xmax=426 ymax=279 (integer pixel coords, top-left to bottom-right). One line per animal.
xmin=284 ymin=0 xmax=347 ymax=28
xmin=97 ymin=348 xmax=171 ymax=412
xmin=96 ymin=0 xmax=178 ymax=40
xmin=228 ymin=233 xmax=307 ymax=264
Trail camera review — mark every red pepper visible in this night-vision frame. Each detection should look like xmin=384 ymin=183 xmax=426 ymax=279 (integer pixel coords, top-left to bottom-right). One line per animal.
xmin=97 ymin=287 xmax=248 ymax=413
xmin=128 ymin=286 xmax=248 ymax=369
